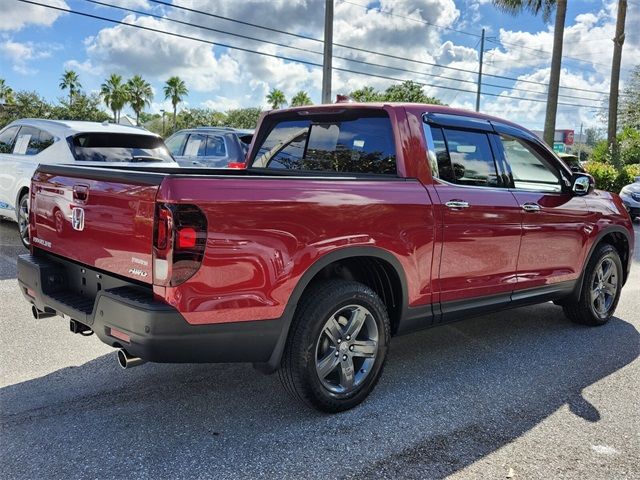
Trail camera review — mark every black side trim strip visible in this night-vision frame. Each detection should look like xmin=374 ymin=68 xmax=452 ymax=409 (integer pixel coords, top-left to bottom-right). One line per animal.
xmin=36 ymin=164 xmax=167 ymax=185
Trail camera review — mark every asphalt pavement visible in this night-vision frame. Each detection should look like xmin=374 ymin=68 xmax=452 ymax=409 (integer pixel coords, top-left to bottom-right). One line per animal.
xmin=0 ymin=219 xmax=638 ymax=479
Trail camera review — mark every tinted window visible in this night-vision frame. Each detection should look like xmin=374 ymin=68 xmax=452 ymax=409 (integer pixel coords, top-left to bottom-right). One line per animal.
xmin=252 ymin=114 xmax=396 ymax=175
xmin=500 ymin=135 xmax=561 ymax=192
xmin=12 ymin=126 xmax=44 ymax=155
xmin=0 ymin=126 xmax=19 ymax=154
xmin=429 ymin=127 xmax=457 ymax=183
xmin=71 ymin=133 xmax=173 ymax=162
xmin=28 ymin=129 xmax=54 ymax=155
xmin=184 ymin=134 xmax=207 ymax=157
xmin=205 ymin=135 xmax=227 ymax=157
xmin=441 ymin=129 xmax=499 ymax=187
xmin=165 ymin=132 xmax=188 ymax=156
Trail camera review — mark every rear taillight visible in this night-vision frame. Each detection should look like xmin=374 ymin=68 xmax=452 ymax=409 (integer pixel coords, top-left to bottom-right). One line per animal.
xmin=153 ymin=203 xmax=207 ymax=286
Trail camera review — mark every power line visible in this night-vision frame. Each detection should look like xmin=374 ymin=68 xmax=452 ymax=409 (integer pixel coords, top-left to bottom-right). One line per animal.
xmin=16 ymin=0 xmax=608 ymax=110
xmin=151 ymin=0 xmax=612 ymax=95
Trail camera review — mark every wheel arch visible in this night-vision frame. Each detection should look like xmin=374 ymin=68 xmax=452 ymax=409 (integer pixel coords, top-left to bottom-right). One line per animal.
xmin=259 ymin=246 xmax=408 ymax=372
xmin=572 ymin=226 xmax=632 ymax=302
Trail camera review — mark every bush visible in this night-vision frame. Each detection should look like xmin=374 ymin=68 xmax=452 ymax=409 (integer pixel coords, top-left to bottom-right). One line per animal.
xmin=585 ymin=162 xmax=640 ymax=192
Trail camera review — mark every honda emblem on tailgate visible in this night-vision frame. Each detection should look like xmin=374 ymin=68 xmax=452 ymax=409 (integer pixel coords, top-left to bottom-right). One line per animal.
xmin=71 ymin=207 xmax=85 ymax=231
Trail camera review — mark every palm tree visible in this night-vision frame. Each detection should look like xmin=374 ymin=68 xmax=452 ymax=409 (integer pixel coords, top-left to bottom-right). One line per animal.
xmin=492 ymin=0 xmax=566 ymax=146
xmin=59 ymin=70 xmax=82 ymax=106
xmin=290 ymin=90 xmax=313 ymax=107
xmin=100 ymin=74 xmax=129 ymax=123
xmin=163 ymin=76 xmax=188 ymax=129
xmin=0 ymin=79 xmax=14 ymax=105
xmin=266 ymin=88 xmax=287 ymax=109
xmin=127 ymin=75 xmax=153 ymax=125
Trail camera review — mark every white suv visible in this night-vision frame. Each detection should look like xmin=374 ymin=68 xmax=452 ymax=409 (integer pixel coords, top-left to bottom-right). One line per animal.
xmin=0 ymin=119 xmax=178 ymax=247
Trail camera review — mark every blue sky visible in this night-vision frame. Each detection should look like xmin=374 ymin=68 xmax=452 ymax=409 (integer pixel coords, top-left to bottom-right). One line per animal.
xmin=1 ymin=0 xmax=639 ymax=131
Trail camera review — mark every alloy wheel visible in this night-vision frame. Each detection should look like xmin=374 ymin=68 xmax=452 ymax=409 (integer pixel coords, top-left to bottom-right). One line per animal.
xmin=18 ymin=195 xmax=29 ymax=247
xmin=590 ymin=257 xmax=617 ymax=317
xmin=315 ymin=304 xmax=379 ymax=394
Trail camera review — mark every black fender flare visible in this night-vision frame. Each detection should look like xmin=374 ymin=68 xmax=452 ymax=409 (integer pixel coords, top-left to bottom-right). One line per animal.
xmin=257 ymin=246 xmax=409 ymax=373
xmin=570 ymin=225 xmax=632 ymax=302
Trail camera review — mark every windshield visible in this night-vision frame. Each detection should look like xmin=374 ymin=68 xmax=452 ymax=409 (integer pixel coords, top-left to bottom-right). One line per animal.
xmin=69 ymin=133 xmax=174 ymax=162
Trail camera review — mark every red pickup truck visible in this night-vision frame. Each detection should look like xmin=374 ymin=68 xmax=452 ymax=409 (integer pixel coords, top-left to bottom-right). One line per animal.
xmin=18 ymin=103 xmax=634 ymax=412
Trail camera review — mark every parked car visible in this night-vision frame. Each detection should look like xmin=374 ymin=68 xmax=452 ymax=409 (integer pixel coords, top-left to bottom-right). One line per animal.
xmin=558 ymin=153 xmax=586 ymax=173
xmin=18 ymin=104 xmax=634 ymax=412
xmin=165 ymin=127 xmax=253 ymax=167
xmin=0 ymin=119 xmax=178 ymax=247
xmin=620 ymin=176 xmax=640 ymax=221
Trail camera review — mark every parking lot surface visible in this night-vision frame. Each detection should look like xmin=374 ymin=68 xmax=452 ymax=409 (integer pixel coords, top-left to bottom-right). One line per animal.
xmin=1 ymin=220 xmax=638 ymax=479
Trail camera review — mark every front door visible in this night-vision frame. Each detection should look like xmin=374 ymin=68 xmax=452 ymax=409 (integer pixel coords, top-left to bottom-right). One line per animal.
xmin=493 ymin=129 xmax=591 ymax=292
xmin=424 ymin=123 xmax=522 ymax=319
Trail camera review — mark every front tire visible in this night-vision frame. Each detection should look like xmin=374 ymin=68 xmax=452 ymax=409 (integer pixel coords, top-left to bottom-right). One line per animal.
xmin=563 ymin=243 xmax=623 ymax=326
xmin=279 ymin=280 xmax=390 ymax=413
xmin=16 ymin=192 xmax=29 ymax=249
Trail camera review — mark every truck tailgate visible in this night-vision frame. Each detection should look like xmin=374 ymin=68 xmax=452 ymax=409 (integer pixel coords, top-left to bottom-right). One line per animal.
xmin=30 ymin=165 xmax=164 ymax=284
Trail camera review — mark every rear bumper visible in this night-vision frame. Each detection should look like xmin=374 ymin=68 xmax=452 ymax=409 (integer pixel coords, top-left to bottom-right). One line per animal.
xmin=18 ymin=253 xmax=282 ymax=364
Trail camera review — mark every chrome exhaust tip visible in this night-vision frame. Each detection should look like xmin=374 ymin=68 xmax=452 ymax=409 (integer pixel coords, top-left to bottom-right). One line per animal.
xmin=117 ymin=349 xmax=146 ymax=369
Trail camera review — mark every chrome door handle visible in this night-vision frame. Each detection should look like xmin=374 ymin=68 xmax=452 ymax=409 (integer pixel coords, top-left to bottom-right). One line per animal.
xmin=445 ymin=200 xmax=470 ymax=209
xmin=521 ymin=203 xmax=541 ymax=212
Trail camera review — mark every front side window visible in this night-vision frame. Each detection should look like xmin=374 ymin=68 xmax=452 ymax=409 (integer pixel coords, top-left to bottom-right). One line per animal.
xmin=0 ymin=126 xmax=19 ymax=154
xmin=500 ymin=135 xmax=562 ymax=192
xmin=436 ymin=128 xmax=500 ymax=187
xmin=251 ymin=113 xmax=397 ymax=175
xmin=70 ymin=133 xmax=173 ymax=162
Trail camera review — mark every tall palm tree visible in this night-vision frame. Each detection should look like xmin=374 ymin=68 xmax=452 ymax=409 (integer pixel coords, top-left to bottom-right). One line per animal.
xmin=492 ymin=0 xmax=566 ymax=146
xmin=0 ymin=79 xmax=14 ymax=105
xmin=59 ymin=70 xmax=82 ymax=106
xmin=100 ymin=74 xmax=129 ymax=123
xmin=266 ymin=88 xmax=287 ymax=109
xmin=290 ymin=90 xmax=313 ymax=107
xmin=127 ymin=75 xmax=153 ymax=125
xmin=163 ymin=76 xmax=188 ymax=129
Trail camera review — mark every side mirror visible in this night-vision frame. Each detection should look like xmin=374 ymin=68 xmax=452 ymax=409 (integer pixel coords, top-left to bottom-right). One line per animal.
xmin=572 ymin=173 xmax=594 ymax=196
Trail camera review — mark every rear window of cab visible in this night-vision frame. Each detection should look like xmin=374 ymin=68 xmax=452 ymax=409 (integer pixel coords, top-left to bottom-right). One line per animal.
xmin=250 ymin=111 xmax=397 ymax=175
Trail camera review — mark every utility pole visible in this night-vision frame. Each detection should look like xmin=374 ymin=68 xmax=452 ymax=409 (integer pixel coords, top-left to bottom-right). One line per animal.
xmin=607 ymin=0 xmax=627 ymax=163
xmin=475 ymin=28 xmax=485 ymax=112
xmin=322 ymin=0 xmax=334 ymax=104
xmin=577 ymin=122 xmax=583 ymax=161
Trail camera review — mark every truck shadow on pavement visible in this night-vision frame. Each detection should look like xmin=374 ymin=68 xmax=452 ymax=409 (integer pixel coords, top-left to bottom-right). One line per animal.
xmin=1 ymin=302 xmax=638 ymax=479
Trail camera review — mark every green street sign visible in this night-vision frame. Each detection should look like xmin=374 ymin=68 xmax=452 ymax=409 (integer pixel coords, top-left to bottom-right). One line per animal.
xmin=553 ymin=143 xmax=566 ymax=153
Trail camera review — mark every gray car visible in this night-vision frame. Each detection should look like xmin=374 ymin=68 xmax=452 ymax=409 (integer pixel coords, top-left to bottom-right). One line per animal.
xmin=620 ymin=175 xmax=640 ymax=221
xmin=165 ymin=127 xmax=253 ymax=168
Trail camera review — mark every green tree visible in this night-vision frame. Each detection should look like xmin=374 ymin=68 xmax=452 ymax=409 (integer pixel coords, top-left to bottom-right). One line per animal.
xmin=0 ymin=79 xmax=15 ymax=105
xmin=100 ymin=74 xmax=129 ymax=123
xmin=290 ymin=90 xmax=313 ymax=107
xmin=493 ymin=0 xmax=565 ymax=146
xmin=0 ymin=91 xmax=54 ymax=128
xmin=350 ymin=86 xmax=384 ymax=102
xmin=127 ymin=75 xmax=153 ymax=125
xmin=164 ymin=76 xmax=188 ymax=129
xmin=53 ymin=92 xmax=110 ymax=122
xmin=59 ymin=70 xmax=82 ymax=106
xmin=383 ymin=80 xmax=443 ymax=104
xmin=266 ymin=88 xmax=287 ymax=109
xmin=224 ymin=107 xmax=262 ymax=129
xmin=619 ymin=65 xmax=640 ymax=130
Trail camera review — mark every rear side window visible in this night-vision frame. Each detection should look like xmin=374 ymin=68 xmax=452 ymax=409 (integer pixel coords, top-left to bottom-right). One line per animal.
xmin=0 ymin=126 xmax=19 ymax=153
xmin=205 ymin=135 xmax=227 ymax=157
xmin=70 ymin=133 xmax=173 ymax=162
xmin=436 ymin=128 xmax=500 ymax=187
xmin=251 ymin=113 xmax=397 ymax=175
xmin=12 ymin=126 xmax=53 ymax=155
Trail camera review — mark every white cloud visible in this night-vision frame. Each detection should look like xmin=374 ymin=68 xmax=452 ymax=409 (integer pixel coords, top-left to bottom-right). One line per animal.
xmin=0 ymin=0 xmax=68 ymax=31
xmin=1 ymin=40 xmax=55 ymax=74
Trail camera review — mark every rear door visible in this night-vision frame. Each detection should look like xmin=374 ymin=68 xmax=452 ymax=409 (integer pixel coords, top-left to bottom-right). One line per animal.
xmin=423 ymin=117 xmax=522 ymax=317
xmin=492 ymin=125 xmax=590 ymax=291
xmin=0 ymin=125 xmax=20 ymax=213
xmin=30 ymin=166 xmax=163 ymax=283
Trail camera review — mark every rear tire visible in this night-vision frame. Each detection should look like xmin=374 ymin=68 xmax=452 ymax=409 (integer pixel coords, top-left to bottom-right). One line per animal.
xmin=16 ymin=192 xmax=29 ymax=249
xmin=279 ymin=279 xmax=390 ymax=413
xmin=563 ymin=243 xmax=623 ymax=326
